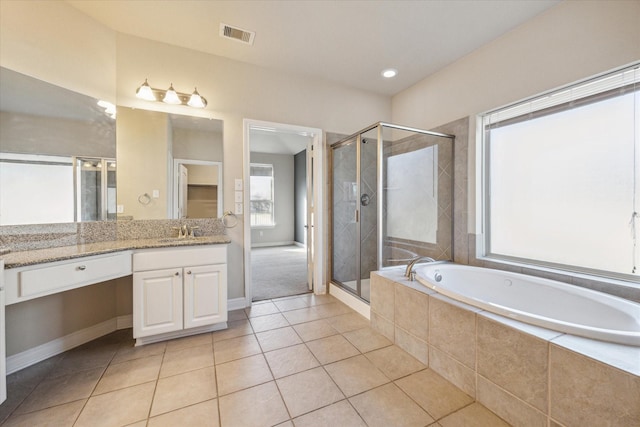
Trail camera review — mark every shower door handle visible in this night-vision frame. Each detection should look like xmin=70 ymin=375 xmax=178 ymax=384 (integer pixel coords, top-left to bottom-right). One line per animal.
xmin=355 ymin=210 xmax=359 ymax=223
xmin=360 ymin=193 xmax=370 ymax=206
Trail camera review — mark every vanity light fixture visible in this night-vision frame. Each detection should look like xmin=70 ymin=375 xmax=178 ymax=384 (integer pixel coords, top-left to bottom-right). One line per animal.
xmin=135 ymin=79 xmax=208 ymax=108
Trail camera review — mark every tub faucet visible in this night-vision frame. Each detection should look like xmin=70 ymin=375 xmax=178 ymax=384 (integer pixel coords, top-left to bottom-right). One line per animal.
xmin=404 ymin=256 xmax=436 ymax=280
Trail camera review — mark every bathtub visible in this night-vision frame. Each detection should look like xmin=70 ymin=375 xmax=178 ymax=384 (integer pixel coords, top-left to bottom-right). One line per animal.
xmin=415 ymin=263 xmax=640 ymax=346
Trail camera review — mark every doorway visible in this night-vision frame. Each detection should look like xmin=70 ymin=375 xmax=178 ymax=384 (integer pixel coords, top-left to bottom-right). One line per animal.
xmin=243 ymin=120 xmax=323 ymax=303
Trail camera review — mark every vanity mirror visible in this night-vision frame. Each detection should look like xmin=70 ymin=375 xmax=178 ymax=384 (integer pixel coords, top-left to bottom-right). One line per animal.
xmin=0 ymin=67 xmax=117 ymax=225
xmin=116 ymin=108 xmax=223 ymax=220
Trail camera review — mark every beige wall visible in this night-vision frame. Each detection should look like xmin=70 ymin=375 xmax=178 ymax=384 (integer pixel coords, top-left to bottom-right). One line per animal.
xmin=391 ymin=0 xmax=640 ymax=234
xmin=116 ymin=108 xmax=170 ymax=219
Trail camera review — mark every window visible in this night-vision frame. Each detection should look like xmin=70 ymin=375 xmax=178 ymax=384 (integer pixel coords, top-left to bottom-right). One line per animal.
xmin=250 ymin=163 xmax=275 ymax=227
xmin=480 ymin=64 xmax=639 ymax=282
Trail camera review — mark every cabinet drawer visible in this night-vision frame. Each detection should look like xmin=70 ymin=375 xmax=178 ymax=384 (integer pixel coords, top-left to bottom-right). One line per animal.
xmin=133 ymin=246 xmax=227 ymax=272
xmin=5 ymin=252 xmax=132 ymax=304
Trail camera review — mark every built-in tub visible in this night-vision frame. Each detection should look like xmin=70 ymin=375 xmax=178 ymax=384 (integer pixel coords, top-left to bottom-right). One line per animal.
xmin=415 ymin=263 xmax=640 ymax=346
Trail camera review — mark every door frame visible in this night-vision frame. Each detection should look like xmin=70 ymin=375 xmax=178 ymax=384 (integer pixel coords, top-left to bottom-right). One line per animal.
xmin=243 ymin=119 xmax=324 ymax=305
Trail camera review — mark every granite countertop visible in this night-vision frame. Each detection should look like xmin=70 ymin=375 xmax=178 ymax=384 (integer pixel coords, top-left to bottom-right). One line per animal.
xmin=1 ymin=235 xmax=231 ymax=269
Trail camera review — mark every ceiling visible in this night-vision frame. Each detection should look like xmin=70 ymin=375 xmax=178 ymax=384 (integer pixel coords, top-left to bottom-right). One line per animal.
xmin=66 ymin=0 xmax=560 ymax=97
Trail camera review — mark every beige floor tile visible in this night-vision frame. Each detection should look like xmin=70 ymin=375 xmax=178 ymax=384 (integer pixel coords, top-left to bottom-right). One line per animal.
xmin=438 ymin=402 xmax=511 ymax=427
xmin=276 ymin=367 xmax=344 ymax=418
xmin=46 ymin=345 xmax=117 ymax=379
xmin=216 ymin=354 xmax=273 ymax=396
xmin=293 ymin=319 xmax=339 ymax=342
xmin=302 ymin=294 xmax=337 ymax=306
xmin=245 ymin=301 xmax=280 ymax=317
xmin=343 ymin=327 xmax=392 ymax=353
xmin=366 ymin=345 xmax=426 ymax=380
xmin=282 ymin=307 xmax=325 ymax=325
xmin=396 ymin=369 xmax=474 ymax=420
xmin=148 ymin=399 xmax=219 ymax=427
xmin=306 ymin=335 xmax=360 ymax=365
xmin=256 ymin=326 xmax=302 ymax=352
xmin=273 ymin=297 xmax=310 ymax=312
xmin=264 ymin=344 xmax=320 ymax=379
xmin=93 ymin=354 xmax=162 ymax=395
xmin=151 ymin=366 xmax=217 ymax=416
xmin=249 ymin=313 xmax=290 ymax=332
xmin=324 ymin=313 xmax=369 ymax=333
xmin=16 ymin=367 xmax=104 ymax=414
xmin=293 ymin=400 xmax=367 ymax=427
xmin=349 ymin=383 xmax=435 ymax=427
xmin=213 ymin=334 xmax=262 ymax=364
xmin=312 ymin=302 xmax=353 ymax=318
xmin=165 ymin=332 xmax=212 ymax=352
xmin=325 ymin=355 xmax=390 ymax=397
xmin=2 ymin=400 xmax=85 ymax=427
xmin=74 ymin=382 xmax=155 ymax=427
xmin=112 ymin=341 xmax=166 ymax=364
xmin=219 ymin=381 xmax=289 ymax=427
xmin=159 ymin=343 xmax=214 ymax=378
xmin=274 ymin=422 xmax=294 ymax=427
xmin=228 ymin=309 xmax=248 ymax=322
xmin=212 ymin=319 xmax=253 ymax=342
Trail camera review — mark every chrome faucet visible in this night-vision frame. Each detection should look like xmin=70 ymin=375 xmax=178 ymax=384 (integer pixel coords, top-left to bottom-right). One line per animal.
xmin=404 ymin=256 xmax=436 ymax=280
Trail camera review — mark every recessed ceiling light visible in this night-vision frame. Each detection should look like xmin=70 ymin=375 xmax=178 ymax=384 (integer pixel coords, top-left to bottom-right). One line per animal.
xmin=382 ymin=68 xmax=398 ymax=78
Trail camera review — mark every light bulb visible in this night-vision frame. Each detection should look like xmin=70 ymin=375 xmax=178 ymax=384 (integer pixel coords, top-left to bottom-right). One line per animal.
xmin=187 ymin=87 xmax=207 ymax=108
xmin=163 ymin=83 xmax=181 ymax=104
xmin=136 ymin=79 xmax=156 ymax=101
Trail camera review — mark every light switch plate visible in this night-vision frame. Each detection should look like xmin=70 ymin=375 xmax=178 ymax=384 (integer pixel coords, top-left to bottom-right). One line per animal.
xmin=235 ymin=191 xmax=243 ymax=202
xmin=235 ymin=203 xmax=243 ymax=215
xmin=234 ymin=179 xmax=243 ymax=191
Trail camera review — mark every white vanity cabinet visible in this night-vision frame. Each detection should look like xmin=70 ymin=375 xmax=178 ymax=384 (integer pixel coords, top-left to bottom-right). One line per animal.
xmin=133 ymin=245 xmax=227 ymax=345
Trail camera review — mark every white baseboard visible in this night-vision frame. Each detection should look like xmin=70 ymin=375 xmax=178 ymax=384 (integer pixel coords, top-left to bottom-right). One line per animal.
xmin=228 ymin=297 xmax=249 ymax=311
xmin=6 ymin=318 xmax=117 ymax=375
xmin=116 ymin=314 xmax=133 ymax=330
xmin=329 ymin=283 xmax=370 ymax=320
xmin=251 ymin=241 xmax=294 ymax=248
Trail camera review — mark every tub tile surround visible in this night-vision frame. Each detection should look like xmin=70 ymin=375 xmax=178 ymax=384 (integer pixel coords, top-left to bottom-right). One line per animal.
xmin=370 ymin=270 xmax=640 ymax=427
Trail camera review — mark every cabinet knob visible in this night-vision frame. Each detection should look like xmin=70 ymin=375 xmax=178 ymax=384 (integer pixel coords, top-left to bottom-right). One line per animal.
xmin=77 ymin=265 xmax=86 ymax=271
xmin=186 ymin=270 xmax=192 ymax=275
xmin=174 ymin=272 xmax=180 ymax=276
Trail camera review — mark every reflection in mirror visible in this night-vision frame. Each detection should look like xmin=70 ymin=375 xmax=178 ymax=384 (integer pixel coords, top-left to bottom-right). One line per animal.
xmin=116 ymin=108 xmax=223 ymax=220
xmin=0 ymin=67 xmax=116 ymax=225
xmin=173 ymin=160 xmax=222 ymax=219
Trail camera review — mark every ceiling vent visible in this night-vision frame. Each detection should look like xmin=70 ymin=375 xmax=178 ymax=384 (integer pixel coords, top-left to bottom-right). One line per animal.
xmin=219 ymin=23 xmax=255 ymax=45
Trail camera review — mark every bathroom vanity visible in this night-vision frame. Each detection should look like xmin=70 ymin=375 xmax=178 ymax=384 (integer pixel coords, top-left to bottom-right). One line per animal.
xmin=0 ymin=236 xmax=230 ymax=398
xmin=133 ymin=246 xmax=227 ymax=345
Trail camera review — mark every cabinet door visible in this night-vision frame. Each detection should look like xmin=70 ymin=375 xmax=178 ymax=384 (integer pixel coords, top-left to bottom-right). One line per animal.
xmin=183 ymin=264 xmax=227 ymax=329
xmin=133 ymin=268 xmax=183 ymax=338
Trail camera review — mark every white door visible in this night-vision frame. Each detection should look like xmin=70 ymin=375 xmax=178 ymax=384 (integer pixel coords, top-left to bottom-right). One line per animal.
xmin=183 ymin=264 xmax=227 ymax=329
xmin=178 ymin=164 xmax=188 ymax=219
xmin=306 ymin=141 xmax=314 ymax=291
xmin=133 ymin=268 xmax=183 ymax=338
xmin=1 ymin=260 xmax=6 ymax=404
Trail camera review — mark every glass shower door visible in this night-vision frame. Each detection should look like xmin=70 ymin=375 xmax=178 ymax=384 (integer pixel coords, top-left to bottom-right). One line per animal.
xmin=358 ymin=129 xmax=379 ymax=302
xmin=331 ymin=137 xmax=358 ymax=295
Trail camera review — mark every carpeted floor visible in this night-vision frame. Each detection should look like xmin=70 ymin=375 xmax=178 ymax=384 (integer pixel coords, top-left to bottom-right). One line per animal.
xmin=251 ymin=245 xmax=310 ymax=301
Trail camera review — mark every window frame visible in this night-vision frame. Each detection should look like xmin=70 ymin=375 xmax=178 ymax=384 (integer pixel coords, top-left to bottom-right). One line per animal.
xmin=478 ymin=63 xmax=639 ymax=285
xmin=249 ymin=163 xmax=276 ymax=228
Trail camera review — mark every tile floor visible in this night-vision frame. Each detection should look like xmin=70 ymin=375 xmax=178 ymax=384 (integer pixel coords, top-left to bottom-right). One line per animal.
xmin=0 ymin=293 xmax=512 ymax=427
